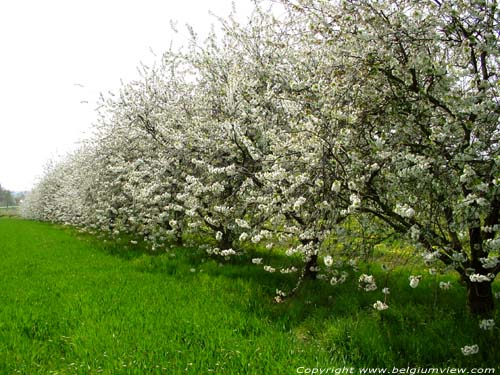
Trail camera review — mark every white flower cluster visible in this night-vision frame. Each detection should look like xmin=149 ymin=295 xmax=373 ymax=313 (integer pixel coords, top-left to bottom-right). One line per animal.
xmin=235 ymin=218 xmax=250 ymax=229
xmin=220 ymin=249 xmax=236 ymax=257
xmin=461 ymin=345 xmax=479 ymax=356
xmin=484 ymin=238 xmax=500 ymax=252
xmin=409 ymin=275 xmax=421 ymax=288
xmin=469 ymin=273 xmax=492 ymax=283
xmin=264 ymin=265 xmax=276 ymax=273
xmin=394 ymin=203 xmax=415 ymax=219
xmin=359 ymin=274 xmax=377 ymax=291
xmin=293 ymin=196 xmax=307 ymax=211
xmin=439 ymin=281 xmax=452 ymax=290
xmin=330 ymin=271 xmax=348 ymax=286
xmin=373 ymin=300 xmax=389 ymax=311
xmin=347 ymin=194 xmax=361 ymax=213
xmin=479 ymin=319 xmax=495 ymax=331
xmin=331 ymin=180 xmax=342 ymax=193
xmin=252 ymin=258 xmax=263 ymax=265
xmin=280 ymin=267 xmax=298 ymax=274
xmin=274 ymin=289 xmax=287 ymax=303
xmin=324 ymin=255 xmax=333 ymax=267
xmin=422 ymin=251 xmax=441 ymax=265
xmin=479 ymin=256 xmax=499 ymax=269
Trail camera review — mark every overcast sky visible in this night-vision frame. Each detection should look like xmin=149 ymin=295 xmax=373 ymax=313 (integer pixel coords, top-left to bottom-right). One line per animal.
xmin=0 ymin=0 xmax=255 ymax=192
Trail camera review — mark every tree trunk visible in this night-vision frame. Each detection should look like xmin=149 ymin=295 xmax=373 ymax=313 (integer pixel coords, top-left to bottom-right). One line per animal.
xmin=467 ymin=281 xmax=494 ymax=316
xmin=219 ymin=230 xmax=233 ymax=250
xmin=302 ymin=238 xmax=319 ymax=280
xmin=466 ymin=221 xmax=495 ymax=315
xmin=174 ymin=211 xmax=184 ymax=246
xmin=304 ymin=254 xmax=318 ymax=280
xmin=174 ymin=231 xmax=183 ymax=246
xmin=108 ymin=210 xmax=116 ymax=232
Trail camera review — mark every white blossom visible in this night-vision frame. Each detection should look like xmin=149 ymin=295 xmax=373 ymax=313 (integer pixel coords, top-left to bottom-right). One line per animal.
xmin=235 ymin=218 xmax=250 ymax=229
xmin=373 ymin=300 xmax=389 ymax=311
xmin=220 ymin=249 xmax=236 ymax=256
xmin=461 ymin=345 xmax=479 ymax=356
xmin=323 ymin=255 xmax=333 ymax=267
xmin=409 ymin=275 xmax=421 ymax=288
xmin=479 ymin=319 xmax=495 ymax=331
xmin=331 ymin=180 xmax=342 ymax=193
xmin=395 ymin=204 xmax=415 ymax=219
xmin=293 ymin=196 xmax=307 ymax=210
xmin=439 ymin=281 xmax=452 ymax=290
xmin=469 ymin=274 xmax=492 ymax=283
xmin=251 ymin=234 xmax=262 ymax=243
xmin=479 ymin=256 xmax=499 ymax=269
xmin=359 ymin=274 xmax=377 ymax=291
xmin=264 ymin=265 xmax=276 ymax=273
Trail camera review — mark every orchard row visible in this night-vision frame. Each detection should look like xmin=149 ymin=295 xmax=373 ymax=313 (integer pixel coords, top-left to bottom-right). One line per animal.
xmin=21 ymin=0 xmax=500 ymax=314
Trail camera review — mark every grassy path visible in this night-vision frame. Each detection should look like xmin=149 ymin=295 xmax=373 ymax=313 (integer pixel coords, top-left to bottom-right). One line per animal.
xmin=0 ymin=218 xmax=498 ymax=374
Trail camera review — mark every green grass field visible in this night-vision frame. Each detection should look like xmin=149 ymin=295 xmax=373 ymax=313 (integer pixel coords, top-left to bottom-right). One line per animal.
xmin=0 ymin=218 xmax=498 ymax=374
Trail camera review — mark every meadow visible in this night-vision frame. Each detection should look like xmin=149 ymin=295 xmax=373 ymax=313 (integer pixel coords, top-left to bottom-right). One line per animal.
xmin=0 ymin=217 xmax=498 ymax=374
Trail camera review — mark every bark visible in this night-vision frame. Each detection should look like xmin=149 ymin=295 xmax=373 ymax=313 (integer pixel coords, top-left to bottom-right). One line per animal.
xmin=173 ymin=211 xmax=184 ymax=246
xmin=218 ymin=230 xmax=233 ymax=250
xmin=174 ymin=231 xmax=183 ymax=247
xmin=300 ymin=239 xmax=318 ymax=280
xmin=301 ymin=238 xmax=319 ymax=280
xmin=467 ymin=220 xmax=495 ymax=315
xmin=467 ymin=281 xmax=495 ymax=316
xmin=304 ymin=253 xmax=318 ymax=280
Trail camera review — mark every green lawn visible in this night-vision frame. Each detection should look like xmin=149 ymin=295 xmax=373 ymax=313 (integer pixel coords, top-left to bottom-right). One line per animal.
xmin=0 ymin=218 xmax=498 ymax=374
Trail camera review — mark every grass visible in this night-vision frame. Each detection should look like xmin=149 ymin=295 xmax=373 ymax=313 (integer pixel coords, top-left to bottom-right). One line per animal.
xmin=0 ymin=217 xmax=499 ymax=374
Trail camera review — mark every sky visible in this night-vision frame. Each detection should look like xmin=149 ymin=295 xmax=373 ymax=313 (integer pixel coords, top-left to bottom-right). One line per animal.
xmin=0 ymin=0 xmax=255 ymax=192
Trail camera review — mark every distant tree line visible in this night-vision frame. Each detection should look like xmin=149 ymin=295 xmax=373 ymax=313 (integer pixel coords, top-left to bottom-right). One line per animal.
xmin=0 ymin=184 xmax=21 ymax=207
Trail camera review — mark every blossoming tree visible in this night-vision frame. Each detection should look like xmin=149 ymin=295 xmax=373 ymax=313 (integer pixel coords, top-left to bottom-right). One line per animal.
xmin=278 ymin=0 xmax=500 ymax=314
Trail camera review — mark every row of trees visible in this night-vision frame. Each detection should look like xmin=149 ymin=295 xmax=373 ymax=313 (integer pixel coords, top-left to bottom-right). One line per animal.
xmin=0 ymin=184 xmax=17 ymax=207
xmin=21 ymin=0 xmax=499 ymax=315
